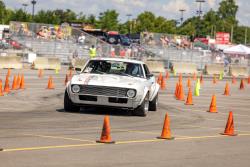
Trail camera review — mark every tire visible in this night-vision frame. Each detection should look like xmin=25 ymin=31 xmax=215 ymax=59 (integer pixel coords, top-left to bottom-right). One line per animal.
xmin=149 ymin=93 xmax=158 ymax=111
xmin=64 ymin=90 xmax=80 ymax=112
xmin=133 ymin=94 xmax=149 ymax=117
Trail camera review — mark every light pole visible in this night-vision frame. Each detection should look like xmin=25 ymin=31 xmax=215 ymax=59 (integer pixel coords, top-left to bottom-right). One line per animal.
xmin=22 ymin=3 xmax=28 ymax=12
xmin=179 ymin=9 xmax=186 ymax=25
xmin=126 ymin=14 xmax=132 ymax=34
xmin=31 ymin=0 xmax=37 ymax=20
xmin=196 ymin=0 xmax=205 ymax=37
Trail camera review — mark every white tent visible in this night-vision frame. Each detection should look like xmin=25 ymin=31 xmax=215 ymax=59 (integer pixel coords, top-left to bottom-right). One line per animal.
xmin=223 ymin=44 xmax=250 ymax=55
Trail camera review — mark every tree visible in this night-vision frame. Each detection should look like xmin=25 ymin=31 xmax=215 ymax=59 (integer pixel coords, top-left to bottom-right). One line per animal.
xmin=98 ymin=10 xmax=119 ymax=31
xmin=135 ymin=11 xmax=156 ymax=32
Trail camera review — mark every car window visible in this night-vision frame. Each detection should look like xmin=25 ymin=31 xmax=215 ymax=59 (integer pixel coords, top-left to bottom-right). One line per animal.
xmin=83 ymin=60 xmax=144 ymax=78
xmin=143 ymin=64 xmax=151 ymax=76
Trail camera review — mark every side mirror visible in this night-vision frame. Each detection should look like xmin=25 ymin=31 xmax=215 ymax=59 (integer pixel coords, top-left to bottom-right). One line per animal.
xmin=146 ymin=73 xmax=154 ymax=79
xmin=75 ymin=67 xmax=82 ymax=74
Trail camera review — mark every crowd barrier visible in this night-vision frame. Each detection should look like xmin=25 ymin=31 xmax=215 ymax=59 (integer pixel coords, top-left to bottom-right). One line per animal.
xmin=205 ymin=64 xmax=224 ymax=75
xmin=32 ymin=57 xmax=61 ymax=70
xmin=145 ymin=60 xmax=165 ymax=73
xmin=0 ymin=55 xmax=22 ymax=69
xmin=229 ymin=65 xmax=249 ymax=77
xmin=172 ymin=62 xmax=197 ymax=74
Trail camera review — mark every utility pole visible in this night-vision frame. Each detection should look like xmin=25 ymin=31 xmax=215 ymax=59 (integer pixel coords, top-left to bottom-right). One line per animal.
xmin=179 ymin=9 xmax=186 ymax=25
xmin=31 ymin=0 xmax=37 ymax=20
xmin=231 ymin=25 xmax=234 ymax=44
xmin=196 ymin=0 xmax=205 ymax=37
xmin=126 ymin=14 xmax=132 ymax=34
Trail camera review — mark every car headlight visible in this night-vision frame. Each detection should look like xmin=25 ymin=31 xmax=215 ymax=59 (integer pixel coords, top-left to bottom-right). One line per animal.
xmin=72 ymin=85 xmax=80 ymax=93
xmin=127 ymin=89 xmax=136 ymax=98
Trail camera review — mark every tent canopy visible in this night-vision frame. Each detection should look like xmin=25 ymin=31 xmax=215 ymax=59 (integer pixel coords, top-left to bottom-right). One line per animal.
xmin=223 ymin=44 xmax=250 ymax=55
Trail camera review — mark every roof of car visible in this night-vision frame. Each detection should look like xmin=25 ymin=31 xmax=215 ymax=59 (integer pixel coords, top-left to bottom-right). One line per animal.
xmin=90 ymin=57 xmax=144 ymax=64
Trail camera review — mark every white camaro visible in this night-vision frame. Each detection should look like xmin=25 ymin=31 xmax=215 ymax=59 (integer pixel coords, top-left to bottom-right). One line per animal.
xmin=64 ymin=58 xmax=160 ymax=116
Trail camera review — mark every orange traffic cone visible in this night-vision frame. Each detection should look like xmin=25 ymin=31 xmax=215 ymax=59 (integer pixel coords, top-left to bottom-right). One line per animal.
xmin=193 ymin=72 xmax=197 ymax=81
xmin=11 ymin=75 xmax=17 ymax=90
xmin=0 ymin=80 xmax=4 ymax=96
xmin=232 ymin=75 xmax=236 ymax=84
xmin=187 ymin=77 xmax=191 ymax=88
xmin=185 ymin=88 xmax=194 ymax=105
xmin=96 ymin=116 xmax=115 ymax=143
xmin=19 ymin=74 xmax=25 ymax=89
xmin=4 ymin=76 xmax=10 ymax=93
xmin=178 ymin=74 xmax=182 ymax=83
xmin=213 ymin=75 xmax=217 ymax=84
xmin=177 ymin=83 xmax=185 ymax=101
xmin=157 ymin=73 xmax=163 ymax=85
xmin=157 ymin=113 xmax=174 ymax=140
xmin=64 ymin=74 xmax=69 ymax=86
xmin=200 ymin=74 xmax=203 ymax=84
xmin=38 ymin=69 xmax=43 ymax=78
xmin=223 ymin=82 xmax=230 ymax=96
xmin=239 ymin=79 xmax=244 ymax=90
xmin=208 ymin=95 xmax=217 ymax=113
xmin=221 ymin=111 xmax=237 ymax=136
xmin=160 ymin=77 xmax=166 ymax=90
xmin=16 ymin=74 xmax=21 ymax=88
xmin=7 ymin=68 xmax=11 ymax=77
xmin=248 ymin=76 xmax=250 ymax=84
xmin=175 ymin=83 xmax=179 ymax=99
xmin=165 ymin=71 xmax=169 ymax=80
xmin=47 ymin=76 xmax=55 ymax=89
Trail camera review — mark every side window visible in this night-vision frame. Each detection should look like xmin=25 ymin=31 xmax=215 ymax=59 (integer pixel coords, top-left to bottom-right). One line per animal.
xmin=143 ymin=64 xmax=150 ymax=76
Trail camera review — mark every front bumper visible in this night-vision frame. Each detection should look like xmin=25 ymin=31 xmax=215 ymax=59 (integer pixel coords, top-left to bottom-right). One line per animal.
xmin=69 ymin=93 xmax=141 ymax=109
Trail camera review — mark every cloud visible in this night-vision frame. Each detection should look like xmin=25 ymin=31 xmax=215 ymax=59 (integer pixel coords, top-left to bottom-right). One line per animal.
xmin=162 ymin=0 xmax=190 ymax=14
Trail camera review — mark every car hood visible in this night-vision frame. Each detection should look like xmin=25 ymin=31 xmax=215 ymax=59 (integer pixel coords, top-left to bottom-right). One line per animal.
xmin=71 ymin=73 xmax=144 ymax=89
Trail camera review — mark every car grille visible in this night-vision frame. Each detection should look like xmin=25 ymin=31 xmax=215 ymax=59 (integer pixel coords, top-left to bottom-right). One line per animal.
xmin=80 ymin=85 xmax=128 ymax=97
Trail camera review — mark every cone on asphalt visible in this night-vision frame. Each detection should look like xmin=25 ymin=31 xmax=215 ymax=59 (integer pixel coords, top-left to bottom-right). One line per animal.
xmin=193 ymin=72 xmax=197 ymax=81
xmin=0 ymin=80 xmax=4 ymax=96
xmin=213 ymin=75 xmax=217 ymax=84
xmin=187 ymin=77 xmax=191 ymax=88
xmin=177 ymin=83 xmax=185 ymax=101
xmin=223 ymin=82 xmax=230 ymax=96
xmin=16 ymin=74 xmax=21 ymax=88
xmin=221 ymin=111 xmax=237 ymax=136
xmin=208 ymin=95 xmax=217 ymax=113
xmin=157 ymin=113 xmax=174 ymax=140
xmin=65 ymin=74 xmax=69 ymax=86
xmin=179 ymin=74 xmax=182 ymax=83
xmin=96 ymin=116 xmax=115 ymax=143
xmin=38 ymin=69 xmax=43 ymax=78
xmin=175 ymin=83 xmax=179 ymax=99
xmin=160 ymin=77 xmax=166 ymax=90
xmin=19 ymin=74 xmax=25 ymax=89
xmin=200 ymin=74 xmax=203 ymax=84
xmin=7 ymin=68 xmax=11 ymax=76
xmin=248 ymin=76 xmax=250 ymax=84
xmin=11 ymin=75 xmax=17 ymax=90
xmin=219 ymin=72 xmax=223 ymax=80
xmin=185 ymin=88 xmax=194 ymax=105
xmin=47 ymin=76 xmax=55 ymax=89
xmin=157 ymin=73 xmax=163 ymax=85
xmin=232 ymin=75 xmax=237 ymax=84
xmin=165 ymin=71 xmax=169 ymax=80
xmin=239 ymin=79 xmax=244 ymax=90
xmin=4 ymin=76 xmax=10 ymax=93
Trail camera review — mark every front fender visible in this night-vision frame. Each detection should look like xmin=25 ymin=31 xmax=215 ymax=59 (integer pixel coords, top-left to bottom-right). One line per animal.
xmin=149 ymin=83 xmax=160 ymax=101
xmin=139 ymin=87 xmax=149 ymax=106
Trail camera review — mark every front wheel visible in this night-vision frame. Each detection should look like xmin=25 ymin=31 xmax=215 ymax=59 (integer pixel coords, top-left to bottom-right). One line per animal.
xmin=133 ymin=94 xmax=149 ymax=117
xmin=149 ymin=93 xmax=158 ymax=111
xmin=64 ymin=90 xmax=80 ymax=112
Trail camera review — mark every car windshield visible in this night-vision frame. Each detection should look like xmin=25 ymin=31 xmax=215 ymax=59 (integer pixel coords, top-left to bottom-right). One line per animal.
xmin=83 ymin=60 xmax=144 ymax=78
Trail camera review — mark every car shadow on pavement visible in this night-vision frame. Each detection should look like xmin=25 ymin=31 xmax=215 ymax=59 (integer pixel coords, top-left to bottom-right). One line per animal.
xmin=56 ymin=107 xmax=132 ymax=117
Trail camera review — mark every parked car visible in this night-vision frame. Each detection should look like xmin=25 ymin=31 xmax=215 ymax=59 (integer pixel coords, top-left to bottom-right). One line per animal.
xmin=64 ymin=58 xmax=160 ymax=116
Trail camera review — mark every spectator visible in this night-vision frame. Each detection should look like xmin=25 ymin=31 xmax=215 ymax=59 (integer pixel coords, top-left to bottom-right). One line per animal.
xmin=89 ymin=45 xmax=97 ymax=59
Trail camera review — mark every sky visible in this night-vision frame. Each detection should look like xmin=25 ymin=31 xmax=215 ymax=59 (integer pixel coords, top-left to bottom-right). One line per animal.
xmin=2 ymin=0 xmax=250 ymax=26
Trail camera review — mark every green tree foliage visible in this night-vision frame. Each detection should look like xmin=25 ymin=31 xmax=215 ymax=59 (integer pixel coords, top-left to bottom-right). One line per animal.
xmin=98 ymin=10 xmax=119 ymax=31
